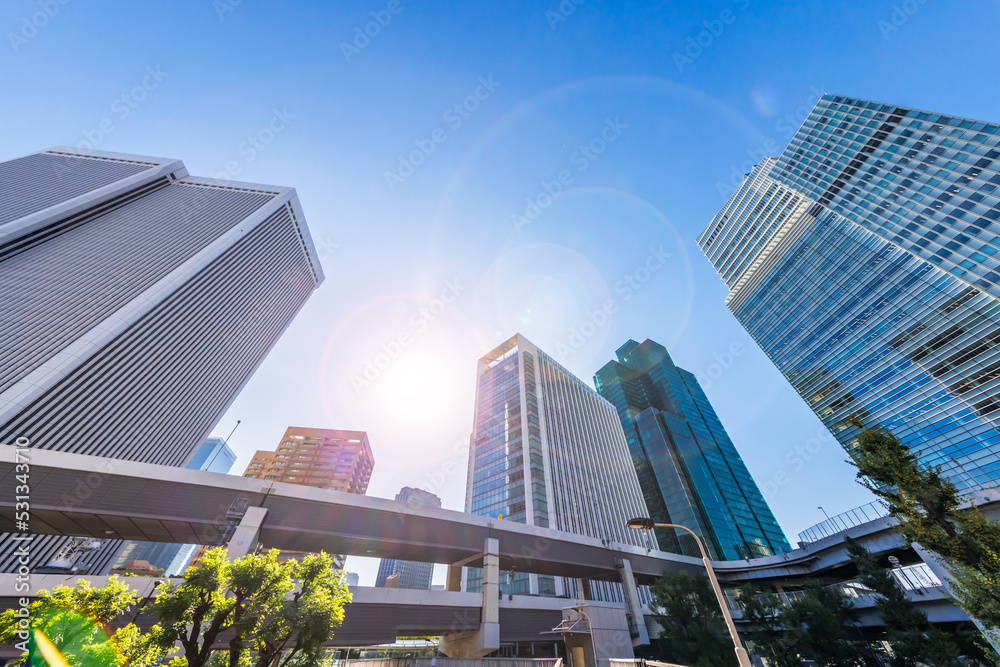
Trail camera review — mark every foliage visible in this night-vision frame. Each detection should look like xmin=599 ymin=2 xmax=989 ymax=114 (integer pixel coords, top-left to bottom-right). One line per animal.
xmin=152 ymin=547 xmax=351 ymax=667
xmin=848 ymin=416 xmax=1000 ymax=632
xmin=846 ymin=537 xmax=965 ymax=666
xmin=0 ymin=549 xmax=350 ymax=667
xmin=782 ymin=580 xmax=867 ymax=667
xmin=648 ymin=570 xmax=736 ymax=667
xmin=736 ymin=583 xmax=799 ymax=667
xmin=0 ymin=577 xmax=170 ymax=667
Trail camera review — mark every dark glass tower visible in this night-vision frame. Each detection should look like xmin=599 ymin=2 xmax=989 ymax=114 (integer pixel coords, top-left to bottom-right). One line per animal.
xmin=594 ymin=339 xmax=791 ymax=560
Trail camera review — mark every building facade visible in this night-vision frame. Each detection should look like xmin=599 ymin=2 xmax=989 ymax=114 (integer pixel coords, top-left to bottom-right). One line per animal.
xmin=594 ymin=339 xmax=790 ymax=560
xmin=464 ymin=334 xmax=653 ymax=600
xmin=0 ymin=146 xmax=324 ymax=573
xmin=111 ymin=436 xmax=238 ymax=576
xmin=375 ymin=487 xmax=441 ymax=590
xmin=698 ymin=95 xmax=1000 ymax=491
xmin=242 ymin=427 xmax=375 ymax=567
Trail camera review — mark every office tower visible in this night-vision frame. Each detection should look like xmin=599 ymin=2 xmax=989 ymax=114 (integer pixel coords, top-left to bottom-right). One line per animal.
xmin=186 ymin=435 xmax=239 ymax=473
xmin=243 ymin=427 xmax=375 ymax=567
xmin=465 ymin=334 xmax=652 ymax=600
xmin=594 ymin=339 xmax=790 ymax=560
xmin=0 ymin=146 xmax=324 ymax=574
xmin=111 ymin=437 xmax=238 ymax=576
xmin=375 ymin=487 xmax=441 ymax=590
xmin=698 ymin=95 xmax=1000 ymax=490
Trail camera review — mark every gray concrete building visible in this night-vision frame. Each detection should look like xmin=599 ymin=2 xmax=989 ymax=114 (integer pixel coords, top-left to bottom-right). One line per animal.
xmin=0 ymin=146 xmax=324 ymax=573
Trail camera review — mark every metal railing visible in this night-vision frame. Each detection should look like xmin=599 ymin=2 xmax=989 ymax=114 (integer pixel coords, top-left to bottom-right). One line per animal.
xmin=797 ymin=501 xmax=889 ymax=543
xmin=723 ymin=563 xmax=941 ymax=614
xmin=341 ymin=660 xmax=562 ymax=667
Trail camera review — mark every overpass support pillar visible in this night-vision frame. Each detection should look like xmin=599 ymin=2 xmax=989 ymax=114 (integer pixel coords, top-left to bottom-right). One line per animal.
xmin=915 ymin=543 xmax=1000 ymax=653
xmin=616 ymin=557 xmax=650 ymax=646
xmin=578 ymin=578 xmax=593 ymax=600
xmin=445 ymin=563 xmax=463 ymax=592
xmin=439 ymin=537 xmax=500 ymax=657
xmin=226 ymin=506 xmax=267 ymax=560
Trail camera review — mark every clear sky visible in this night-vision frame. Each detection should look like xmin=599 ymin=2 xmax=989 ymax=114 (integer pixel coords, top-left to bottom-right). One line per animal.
xmin=6 ymin=0 xmax=1000 ymax=585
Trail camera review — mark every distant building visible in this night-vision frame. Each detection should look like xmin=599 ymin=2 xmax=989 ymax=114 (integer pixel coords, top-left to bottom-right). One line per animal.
xmin=0 ymin=146 xmax=324 ymax=574
xmin=698 ymin=95 xmax=1000 ymax=491
xmin=465 ymin=334 xmax=652 ymax=601
xmin=186 ymin=436 xmax=239 ymax=473
xmin=110 ymin=560 xmax=164 ymax=577
xmin=375 ymin=487 xmax=441 ymax=590
xmin=243 ymin=427 xmax=375 ymax=567
xmin=109 ymin=436 xmax=238 ymax=575
xmin=595 ymin=339 xmax=791 ymax=560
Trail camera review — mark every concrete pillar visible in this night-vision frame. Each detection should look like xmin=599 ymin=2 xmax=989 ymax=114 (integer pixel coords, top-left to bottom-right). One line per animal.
xmin=439 ymin=537 xmax=501 ymax=657
xmin=225 ymin=506 xmax=267 ymax=560
xmin=616 ymin=558 xmax=650 ymax=646
xmin=914 ymin=543 xmax=1000 ymax=654
xmin=578 ymin=578 xmax=593 ymax=601
xmin=446 ymin=563 xmax=463 ymax=592
xmin=559 ymin=603 xmax=636 ymax=667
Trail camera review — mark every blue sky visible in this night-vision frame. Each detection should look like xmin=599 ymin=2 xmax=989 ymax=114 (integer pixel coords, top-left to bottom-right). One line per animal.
xmin=6 ymin=0 xmax=1000 ymax=584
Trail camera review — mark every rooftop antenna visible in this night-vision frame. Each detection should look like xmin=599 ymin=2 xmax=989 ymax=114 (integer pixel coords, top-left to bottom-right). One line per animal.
xmin=225 ymin=420 xmax=242 ymax=445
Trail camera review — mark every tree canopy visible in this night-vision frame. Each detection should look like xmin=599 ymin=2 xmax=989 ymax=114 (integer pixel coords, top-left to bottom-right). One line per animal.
xmin=0 ymin=548 xmax=351 ymax=667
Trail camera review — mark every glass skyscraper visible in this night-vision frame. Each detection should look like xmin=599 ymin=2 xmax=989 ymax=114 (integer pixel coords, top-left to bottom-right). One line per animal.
xmin=595 ymin=339 xmax=790 ymax=560
xmin=465 ymin=334 xmax=652 ymax=600
xmin=698 ymin=94 xmax=1000 ymax=491
xmin=110 ymin=436 xmax=237 ymax=576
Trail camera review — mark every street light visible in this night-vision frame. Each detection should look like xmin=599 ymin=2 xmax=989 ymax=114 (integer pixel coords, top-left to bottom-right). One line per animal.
xmin=626 ymin=518 xmax=752 ymax=667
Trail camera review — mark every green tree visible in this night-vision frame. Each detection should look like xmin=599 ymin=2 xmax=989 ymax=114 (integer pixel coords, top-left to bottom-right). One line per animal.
xmin=846 ymin=537 xmax=964 ymax=666
xmin=648 ymin=570 xmax=736 ymax=667
xmin=152 ymin=548 xmax=350 ymax=667
xmin=736 ymin=583 xmax=799 ymax=667
xmin=0 ymin=577 xmax=170 ymax=667
xmin=0 ymin=549 xmax=350 ymax=667
xmin=848 ymin=416 xmax=1000 ymax=632
xmin=783 ymin=580 xmax=867 ymax=667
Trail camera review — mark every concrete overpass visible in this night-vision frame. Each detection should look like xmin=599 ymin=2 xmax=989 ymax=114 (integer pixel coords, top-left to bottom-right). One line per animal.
xmin=2 ymin=446 xmax=997 ymax=656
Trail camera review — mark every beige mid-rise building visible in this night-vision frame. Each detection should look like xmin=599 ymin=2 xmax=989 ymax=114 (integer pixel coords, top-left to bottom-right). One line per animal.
xmin=242 ymin=426 xmax=375 ymax=567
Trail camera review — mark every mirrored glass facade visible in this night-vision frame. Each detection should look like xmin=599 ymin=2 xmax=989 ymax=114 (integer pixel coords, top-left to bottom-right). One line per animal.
xmin=465 ymin=334 xmax=652 ymax=599
xmin=595 ymin=339 xmax=790 ymax=560
xmin=698 ymin=94 xmax=1000 ymax=490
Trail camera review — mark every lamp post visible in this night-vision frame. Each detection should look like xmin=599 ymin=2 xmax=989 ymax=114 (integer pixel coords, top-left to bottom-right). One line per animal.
xmin=626 ymin=518 xmax=752 ymax=667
